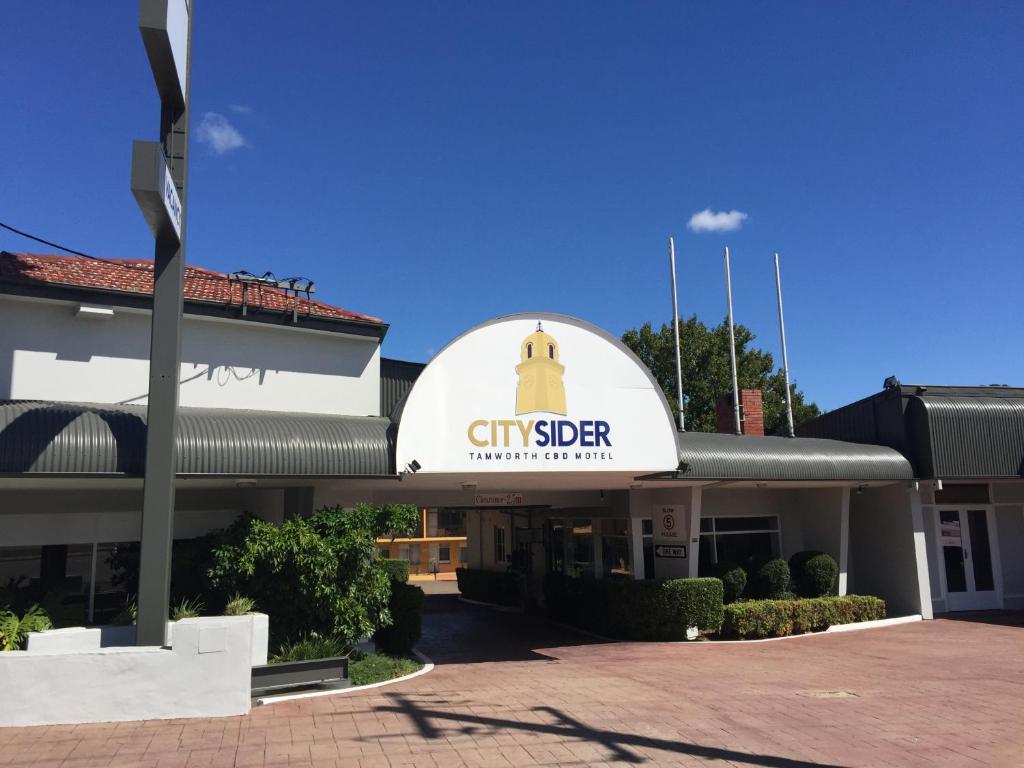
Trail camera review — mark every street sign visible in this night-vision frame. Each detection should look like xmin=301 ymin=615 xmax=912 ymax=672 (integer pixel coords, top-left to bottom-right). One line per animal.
xmin=130 ymin=141 xmax=182 ymax=240
xmin=655 ymin=544 xmax=687 ymax=559
xmin=140 ymin=0 xmax=191 ymax=110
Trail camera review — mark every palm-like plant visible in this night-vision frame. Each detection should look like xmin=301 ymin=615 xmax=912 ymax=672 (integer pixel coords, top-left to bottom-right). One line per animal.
xmin=0 ymin=604 xmax=53 ymax=651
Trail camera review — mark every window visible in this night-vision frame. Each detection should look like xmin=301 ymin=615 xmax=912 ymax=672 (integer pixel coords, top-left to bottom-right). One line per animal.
xmin=548 ymin=519 xmax=566 ymax=573
xmin=698 ymin=515 xmax=781 ymax=576
xmin=377 ymin=546 xmax=391 ymax=559
xmin=547 ymin=343 xmax=554 ymax=358
xmin=599 ymin=518 xmax=631 ymax=577
xmin=436 ymin=509 xmax=466 ymax=537
xmin=494 ymin=526 xmax=506 ymax=564
xmin=527 ymin=343 xmax=533 ymax=358
xmin=571 ymin=519 xmax=594 ymax=578
xmin=439 ymin=544 xmax=451 ymax=564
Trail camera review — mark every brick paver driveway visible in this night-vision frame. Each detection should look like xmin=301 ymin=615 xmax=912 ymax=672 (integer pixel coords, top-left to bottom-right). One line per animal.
xmin=4 ymin=597 xmax=1023 ymax=767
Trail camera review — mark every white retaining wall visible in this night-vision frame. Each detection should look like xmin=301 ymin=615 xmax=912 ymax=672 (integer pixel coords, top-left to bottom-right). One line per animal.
xmin=2 ymin=615 xmax=266 ymax=727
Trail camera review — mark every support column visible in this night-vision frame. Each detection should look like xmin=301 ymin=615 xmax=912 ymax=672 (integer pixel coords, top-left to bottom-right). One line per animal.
xmin=838 ymin=488 xmax=850 ymax=595
xmin=629 ymin=517 xmax=645 ymax=579
xmin=688 ymin=487 xmax=702 ymax=578
xmin=283 ymin=487 xmax=315 ymax=520
xmin=908 ymin=490 xmax=934 ymax=619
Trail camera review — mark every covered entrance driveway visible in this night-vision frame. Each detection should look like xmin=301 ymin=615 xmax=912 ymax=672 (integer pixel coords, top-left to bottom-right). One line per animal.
xmin=4 ymin=602 xmax=1022 ymax=766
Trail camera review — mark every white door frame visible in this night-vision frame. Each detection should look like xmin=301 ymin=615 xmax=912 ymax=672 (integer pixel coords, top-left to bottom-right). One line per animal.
xmin=932 ymin=505 xmax=1003 ymax=611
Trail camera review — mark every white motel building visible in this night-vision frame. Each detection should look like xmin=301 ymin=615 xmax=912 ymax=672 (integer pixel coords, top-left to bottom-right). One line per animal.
xmin=1 ymin=250 xmax=1023 ymax=721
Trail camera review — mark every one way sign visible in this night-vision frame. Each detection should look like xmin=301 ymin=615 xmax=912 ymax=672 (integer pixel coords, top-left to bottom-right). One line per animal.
xmin=655 ymin=544 xmax=687 ymax=559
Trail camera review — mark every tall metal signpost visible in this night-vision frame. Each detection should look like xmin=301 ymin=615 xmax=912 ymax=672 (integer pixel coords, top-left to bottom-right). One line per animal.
xmin=131 ymin=0 xmax=192 ymax=646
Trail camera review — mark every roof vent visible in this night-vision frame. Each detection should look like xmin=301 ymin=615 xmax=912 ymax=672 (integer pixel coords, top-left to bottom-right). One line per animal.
xmin=883 ymin=375 xmax=900 ymax=390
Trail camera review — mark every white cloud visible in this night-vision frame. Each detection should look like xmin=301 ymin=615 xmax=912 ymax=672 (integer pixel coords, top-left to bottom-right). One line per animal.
xmin=196 ymin=112 xmax=248 ymax=155
xmin=228 ymin=104 xmax=253 ymax=114
xmin=687 ymin=208 xmax=749 ymax=233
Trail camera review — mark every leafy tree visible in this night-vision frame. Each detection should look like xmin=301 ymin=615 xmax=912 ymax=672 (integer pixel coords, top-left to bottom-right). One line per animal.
xmin=622 ymin=315 xmax=820 ymax=434
xmin=207 ymin=504 xmax=398 ymax=645
xmin=374 ymin=504 xmax=420 ymax=541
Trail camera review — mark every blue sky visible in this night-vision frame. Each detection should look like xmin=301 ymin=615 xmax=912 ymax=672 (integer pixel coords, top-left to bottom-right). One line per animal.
xmin=2 ymin=2 xmax=1022 ymax=409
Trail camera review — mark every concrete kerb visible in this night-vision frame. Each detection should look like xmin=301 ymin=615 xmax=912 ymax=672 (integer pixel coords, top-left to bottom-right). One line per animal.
xmin=254 ymin=648 xmax=434 ymax=706
xmin=456 ymin=596 xmax=523 ymax=612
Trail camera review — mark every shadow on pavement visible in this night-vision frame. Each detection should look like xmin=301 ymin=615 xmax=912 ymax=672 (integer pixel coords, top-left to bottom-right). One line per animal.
xmin=935 ymin=610 xmax=1024 ymax=628
xmin=417 ymin=592 xmax=611 ymax=665
xmin=378 ymin=692 xmax=844 ymax=768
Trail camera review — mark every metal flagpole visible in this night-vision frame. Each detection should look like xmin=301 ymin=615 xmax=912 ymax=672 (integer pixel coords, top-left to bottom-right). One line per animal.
xmin=724 ymin=247 xmax=741 ymax=435
xmin=774 ymin=253 xmax=796 ymax=437
xmin=669 ymin=237 xmax=685 ymax=431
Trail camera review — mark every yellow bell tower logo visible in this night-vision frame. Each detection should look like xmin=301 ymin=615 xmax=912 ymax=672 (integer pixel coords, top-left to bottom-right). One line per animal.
xmin=515 ymin=322 xmax=567 ymax=415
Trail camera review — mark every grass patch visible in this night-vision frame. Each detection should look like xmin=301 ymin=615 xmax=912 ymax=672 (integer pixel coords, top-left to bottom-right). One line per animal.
xmin=349 ymin=651 xmax=421 ymax=686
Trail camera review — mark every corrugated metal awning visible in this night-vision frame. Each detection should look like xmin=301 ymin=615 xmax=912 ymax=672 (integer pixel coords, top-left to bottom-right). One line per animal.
xmin=0 ymin=401 xmax=394 ymax=477
xmin=674 ymin=431 xmax=914 ymax=481
xmin=908 ymin=395 xmax=1024 ymax=478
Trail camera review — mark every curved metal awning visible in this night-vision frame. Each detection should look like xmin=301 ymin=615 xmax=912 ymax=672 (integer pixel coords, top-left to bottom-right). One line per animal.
xmin=908 ymin=395 xmax=1024 ymax=478
xmin=0 ymin=400 xmax=394 ymax=477
xmin=673 ymin=431 xmax=914 ymax=482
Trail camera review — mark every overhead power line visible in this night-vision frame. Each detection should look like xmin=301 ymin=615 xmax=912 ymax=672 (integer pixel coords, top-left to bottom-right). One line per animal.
xmin=0 ymin=219 xmax=153 ymax=272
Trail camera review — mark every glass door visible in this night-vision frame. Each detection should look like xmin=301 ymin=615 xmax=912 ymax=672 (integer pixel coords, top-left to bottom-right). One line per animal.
xmin=937 ymin=508 xmax=1000 ymax=611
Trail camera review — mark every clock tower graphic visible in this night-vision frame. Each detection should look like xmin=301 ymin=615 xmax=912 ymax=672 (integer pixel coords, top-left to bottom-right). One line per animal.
xmin=515 ymin=322 xmax=567 ymax=415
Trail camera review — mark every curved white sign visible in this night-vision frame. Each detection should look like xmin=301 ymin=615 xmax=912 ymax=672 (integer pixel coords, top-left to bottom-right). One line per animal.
xmin=396 ymin=314 xmax=679 ymax=474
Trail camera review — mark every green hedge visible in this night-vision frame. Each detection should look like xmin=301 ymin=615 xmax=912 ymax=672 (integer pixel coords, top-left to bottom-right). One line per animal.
xmin=543 ymin=573 xmax=723 ymax=640
xmin=721 ymin=595 xmax=886 ymax=639
xmin=379 ymin=558 xmax=410 ymax=583
xmin=455 ymin=568 xmax=523 ymax=607
xmin=714 ymin=562 xmax=747 ymax=604
xmin=373 ymin=581 xmax=424 ymax=655
xmin=789 ymin=551 xmax=838 ymax=597
xmin=752 ymin=558 xmax=791 ymax=599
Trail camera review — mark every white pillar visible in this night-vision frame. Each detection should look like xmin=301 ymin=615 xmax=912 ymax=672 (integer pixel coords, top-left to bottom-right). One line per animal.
xmin=909 ymin=490 xmax=934 ymax=619
xmin=688 ymin=486 xmax=702 ymax=578
xmin=838 ymin=488 xmax=850 ymax=595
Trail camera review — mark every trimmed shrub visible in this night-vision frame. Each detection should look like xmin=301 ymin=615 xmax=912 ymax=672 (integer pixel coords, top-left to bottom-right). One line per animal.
xmin=714 ymin=562 xmax=747 ymax=604
xmin=348 ymin=652 xmax=421 ymax=686
xmin=374 ymin=581 xmax=424 ymax=655
xmin=455 ymin=568 xmax=523 ymax=607
xmin=722 ymin=600 xmax=791 ymax=639
xmin=752 ymin=558 xmax=791 ymax=599
xmin=720 ymin=595 xmax=886 ymax=639
xmin=379 ymin=559 xmax=410 ymax=584
xmin=802 ymin=555 xmax=839 ymax=597
xmin=543 ymin=573 xmax=724 ymax=640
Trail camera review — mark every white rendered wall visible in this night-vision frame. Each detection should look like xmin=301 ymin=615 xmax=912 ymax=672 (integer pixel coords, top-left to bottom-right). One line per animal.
xmin=2 ymin=616 xmax=254 ymax=726
xmin=0 ymin=295 xmax=381 ymax=416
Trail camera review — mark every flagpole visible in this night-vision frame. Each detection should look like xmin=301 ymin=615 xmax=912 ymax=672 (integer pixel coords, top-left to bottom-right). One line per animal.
xmin=724 ymin=246 xmax=741 ymax=435
xmin=669 ymin=237 xmax=685 ymax=431
xmin=774 ymin=253 xmax=796 ymax=437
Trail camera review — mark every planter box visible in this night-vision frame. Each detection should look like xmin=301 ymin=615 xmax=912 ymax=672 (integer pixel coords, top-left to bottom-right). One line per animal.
xmin=251 ymin=656 xmax=349 ymax=695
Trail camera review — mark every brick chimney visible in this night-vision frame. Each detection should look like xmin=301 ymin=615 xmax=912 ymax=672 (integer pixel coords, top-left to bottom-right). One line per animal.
xmin=715 ymin=389 xmax=765 ymax=436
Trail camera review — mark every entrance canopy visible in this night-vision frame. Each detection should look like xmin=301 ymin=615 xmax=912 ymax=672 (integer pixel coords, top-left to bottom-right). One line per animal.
xmin=395 ymin=314 xmax=680 ymax=476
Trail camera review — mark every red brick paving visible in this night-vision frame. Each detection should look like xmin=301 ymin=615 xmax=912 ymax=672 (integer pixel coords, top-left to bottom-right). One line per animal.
xmin=3 ymin=599 xmax=1023 ymax=768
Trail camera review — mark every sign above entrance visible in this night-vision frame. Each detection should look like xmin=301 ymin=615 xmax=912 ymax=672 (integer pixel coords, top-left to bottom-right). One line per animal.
xmin=396 ymin=314 xmax=679 ymax=474
xmin=475 ymin=492 xmax=525 ymax=507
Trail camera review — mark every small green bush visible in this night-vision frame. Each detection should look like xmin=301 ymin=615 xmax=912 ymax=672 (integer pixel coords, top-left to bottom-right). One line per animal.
xmin=374 ymin=582 xmax=424 ymax=655
xmin=170 ymin=597 xmax=205 ymax=620
xmin=543 ymin=573 xmax=724 ymax=640
xmin=0 ymin=604 xmax=53 ymax=651
xmin=224 ymin=594 xmax=257 ymax=616
xmin=720 ymin=595 xmax=886 ymax=639
xmin=348 ymin=653 xmax=421 ymax=686
xmin=714 ymin=562 xmax=747 ymax=604
xmin=379 ymin=559 xmax=410 ymax=583
xmin=456 ymin=568 xmax=523 ymax=607
xmin=802 ymin=555 xmax=839 ymax=597
xmin=752 ymin=558 xmax=791 ymax=599
xmin=271 ymin=634 xmax=349 ymax=663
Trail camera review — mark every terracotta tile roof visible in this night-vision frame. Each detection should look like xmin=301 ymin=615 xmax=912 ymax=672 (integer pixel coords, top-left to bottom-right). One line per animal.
xmin=0 ymin=251 xmax=384 ymax=324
